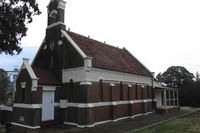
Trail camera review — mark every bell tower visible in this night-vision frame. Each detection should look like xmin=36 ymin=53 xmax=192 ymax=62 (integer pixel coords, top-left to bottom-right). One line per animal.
xmin=33 ymin=0 xmax=67 ymax=80
xmin=47 ymin=0 xmax=66 ymax=25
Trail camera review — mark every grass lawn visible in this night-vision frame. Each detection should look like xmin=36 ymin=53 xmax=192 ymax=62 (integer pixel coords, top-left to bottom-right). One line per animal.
xmin=0 ymin=125 xmax=6 ymax=133
xmin=132 ymin=110 xmax=200 ymax=133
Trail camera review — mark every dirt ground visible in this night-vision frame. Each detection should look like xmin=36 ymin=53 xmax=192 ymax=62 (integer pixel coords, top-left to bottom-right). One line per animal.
xmin=10 ymin=107 xmax=197 ymax=133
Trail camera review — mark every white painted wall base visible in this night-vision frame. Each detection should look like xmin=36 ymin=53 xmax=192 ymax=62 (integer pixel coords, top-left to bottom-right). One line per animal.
xmin=11 ymin=122 xmax=40 ymax=129
xmin=64 ymin=111 xmax=154 ymax=128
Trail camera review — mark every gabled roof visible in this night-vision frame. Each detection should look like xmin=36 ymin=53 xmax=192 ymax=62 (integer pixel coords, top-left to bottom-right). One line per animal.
xmin=16 ymin=58 xmax=38 ymax=82
xmin=32 ymin=67 xmax=61 ymax=86
xmin=22 ymin=58 xmax=38 ymax=79
xmin=66 ymin=31 xmax=152 ymax=77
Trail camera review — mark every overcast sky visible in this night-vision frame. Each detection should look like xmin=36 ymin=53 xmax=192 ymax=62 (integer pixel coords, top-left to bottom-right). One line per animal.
xmin=1 ymin=0 xmax=200 ymax=76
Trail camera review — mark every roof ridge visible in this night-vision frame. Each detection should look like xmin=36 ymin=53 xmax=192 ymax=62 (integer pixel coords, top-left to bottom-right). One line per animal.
xmin=66 ymin=30 xmax=123 ymax=51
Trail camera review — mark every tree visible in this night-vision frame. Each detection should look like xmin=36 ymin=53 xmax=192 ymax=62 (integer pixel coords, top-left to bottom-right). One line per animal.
xmin=196 ymin=71 xmax=200 ymax=81
xmin=155 ymin=72 xmax=163 ymax=81
xmin=156 ymin=66 xmax=194 ymax=87
xmin=0 ymin=0 xmax=41 ymax=55
xmin=0 ymin=69 xmax=8 ymax=104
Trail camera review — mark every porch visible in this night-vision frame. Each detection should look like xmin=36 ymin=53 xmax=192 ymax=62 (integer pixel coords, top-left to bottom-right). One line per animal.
xmin=154 ymin=83 xmax=179 ymax=114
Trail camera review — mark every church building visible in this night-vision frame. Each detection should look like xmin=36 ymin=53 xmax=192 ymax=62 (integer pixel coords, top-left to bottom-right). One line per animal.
xmin=11 ymin=0 xmax=179 ymax=129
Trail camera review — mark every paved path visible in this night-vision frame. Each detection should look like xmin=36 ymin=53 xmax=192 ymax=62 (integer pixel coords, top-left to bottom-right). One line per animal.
xmin=10 ymin=107 xmax=197 ymax=133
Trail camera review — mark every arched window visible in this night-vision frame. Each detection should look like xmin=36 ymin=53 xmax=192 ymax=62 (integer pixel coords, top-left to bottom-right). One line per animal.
xmin=99 ymin=79 xmax=103 ymax=102
xmin=69 ymin=79 xmax=74 ymax=102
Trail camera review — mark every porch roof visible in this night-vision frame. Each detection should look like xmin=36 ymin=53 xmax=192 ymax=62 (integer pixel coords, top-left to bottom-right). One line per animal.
xmin=153 ymin=81 xmax=178 ymax=90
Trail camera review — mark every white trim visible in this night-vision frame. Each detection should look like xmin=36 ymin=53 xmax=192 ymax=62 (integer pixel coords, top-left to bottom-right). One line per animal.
xmin=0 ymin=106 xmax=13 ymax=111
xmin=110 ymin=83 xmax=115 ymax=87
xmin=22 ymin=58 xmax=38 ymax=80
xmin=80 ymin=81 xmax=92 ymax=85
xmin=130 ymin=113 xmax=144 ymax=118
xmin=43 ymin=85 xmax=56 ymax=91
xmin=113 ymin=116 xmax=130 ymax=122
xmin=54 ymin=102 xmax=59 ymax=107
xmin=65 ymin=99 xmax=155 ymax=108
xmin=49 ymin=10 xmax=58 ymax=19
xmin=93 ymin=119 xmax=112 ymax=126
xmin=64 ymin=122 xmax=95 ymax=128
xmin=58 ymin=0 xmax=66 ymax=10
xmin=13 ymin=103 xmax=59 ymax=109
xmin=13 ymin=103 xmax=42 ymax=109
xmin=128 ymin=84 xmax=132 ymax=87
xmin=13 ymin=99 xmax=154 ymax=109
xmin=58 ymin=40 xmax=63 ymax=46
xmin=32 ymin=79 xmax=38 ymax=91
xmin=64 ymin=111 xmax=154 ymax=128
xmin=59 ymin=100 xmax=68 ymax=108
xmin=47 ymin=22 xmax=65 ymax=29
xmin=84 ymin=57 xmax=93 ymax=69
xmin=11 ymin=122 xmax=40 ymax=129
xmin=20 ymin=82 xmax=26 ymax=88
xmin=16 ymin=58 xmax=39 ymax=91
xmin=61 ymin=30 xmax=87 ymax=58
xmin=62 ymin=67 xmax=152 ymax=85
xmin=144 ymin=111 xmax=154 ymax=115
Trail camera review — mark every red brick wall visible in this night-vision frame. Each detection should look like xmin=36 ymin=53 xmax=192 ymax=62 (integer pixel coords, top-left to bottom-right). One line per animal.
xmin=132 ymin=103 xmax=144 ymax=115
xmin=114 ymin=104 xmax=129 ymax=119
xmin=93 ymin=106 xmax=112 ymax=122
xmin=65 ymin=107 xmax=78 ymax=123
xmin=13 ymin=108 xmax=41 ymax=127
xmin=62 ymin=81 xmax=154 ymax=126
xmin=145 ymin=102 xmax=153 ymax=113
xmin=15 ymin=69 xmax=32 ymax=103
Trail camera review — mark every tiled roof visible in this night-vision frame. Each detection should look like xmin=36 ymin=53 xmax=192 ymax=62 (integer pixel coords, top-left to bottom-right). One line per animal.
xmin=67 ymin=31 xmax=152 ymax=77
xmin=32 ymin=67 xmax=61 ymax=85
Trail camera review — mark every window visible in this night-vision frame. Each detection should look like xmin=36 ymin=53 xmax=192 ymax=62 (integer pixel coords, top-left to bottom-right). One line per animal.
xmin=99 ymin=80 xmax=103 ymax=102
xmin=128 ymin=84 xmax=132 ymax=100
xmin=166 ymin=91 xmax=169 ymax=99
xmin=141 ymin=85 xmax=145 ymax=99
xmin=120 ymin=82 xmax=123 ymax=100
xmin=20 ymin=82 xmax=26 ymax=103
xmin=174 ymin=91 xmax=177 ymax=98
xmin=147 ymin=85 xmax=150 ymax=99
xmin=170 ymin=91 xmax=173 ymax=99
xmin=135 ymin=84 xmax=138 ymax=99
xmin=69 ymin=79 xmax=74 ymax=102
xmin=161 ymin=91 xmax=164 ymax=105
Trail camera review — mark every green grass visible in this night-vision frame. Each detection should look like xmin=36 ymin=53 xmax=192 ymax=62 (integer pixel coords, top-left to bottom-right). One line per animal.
xmin=132 ymin=111 xmax=200 ymax=133
xmin=0 ymin=125 xmax=6 ymax=133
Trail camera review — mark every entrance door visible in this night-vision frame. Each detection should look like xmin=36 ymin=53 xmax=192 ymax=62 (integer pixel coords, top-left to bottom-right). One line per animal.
xmin=42 ymin=91 xmax=54 ymax=121
xmin=155 ymin=90 xmax=162 ymax=107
